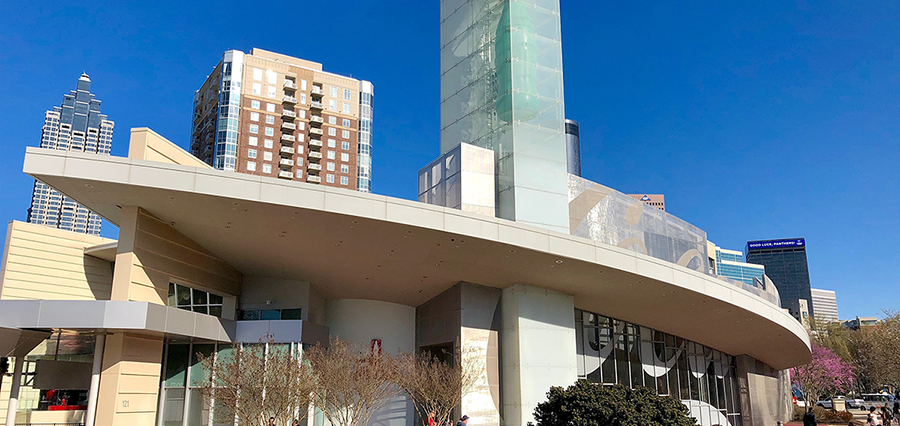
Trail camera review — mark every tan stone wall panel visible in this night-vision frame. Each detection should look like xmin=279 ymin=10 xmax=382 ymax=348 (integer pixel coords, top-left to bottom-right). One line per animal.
xmin=0 ymin=221 xmax=113 ymax=301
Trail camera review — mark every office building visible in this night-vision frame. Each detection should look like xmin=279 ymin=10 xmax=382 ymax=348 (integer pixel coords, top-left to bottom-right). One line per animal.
xmin=418 ymin=142 xmax=495 ymax=217
xmin=565 ymin=119 xmax=581 ymax=176
xmin=0 ymin=134 xmax=808 ymax=426
xmin=26 ymin=74 xmax=113 ymax=235
xmin=746 ymin=238 xmax=812 ymax=321
xmin=439 ymin=0 xmax=570 ymax=233
xmin=709 ymin=243 xmax=766 ymax=288
xmin=191 ymin=48 xmax=374 ymax=191
xmin=810 ymin=289 xmax=838 ymax=323
xmin=627 ymin=193 xmax=666 ymax=211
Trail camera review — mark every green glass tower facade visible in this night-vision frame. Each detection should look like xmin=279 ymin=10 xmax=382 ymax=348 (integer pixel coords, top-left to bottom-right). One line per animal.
xmin=440 ymin=0 xmax=569 ymax=233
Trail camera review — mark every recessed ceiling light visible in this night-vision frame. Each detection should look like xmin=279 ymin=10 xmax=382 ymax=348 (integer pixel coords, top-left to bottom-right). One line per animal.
xmin=353 ymin=220 xmax=359 ymax=224
xmin=233 ymin=202 xmax=240 ymax=206
xmin=509 ymin=249 xmax=516 ymax=253
xmin=85 ymin=184 xmax=93 ymax=188
xmin=556 ymin=260 xmax=563 ymax=264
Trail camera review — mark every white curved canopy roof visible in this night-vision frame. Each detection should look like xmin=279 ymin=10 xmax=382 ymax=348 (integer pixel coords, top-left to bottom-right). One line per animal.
xmin=23 ymin=147 xmax=811 ymax=369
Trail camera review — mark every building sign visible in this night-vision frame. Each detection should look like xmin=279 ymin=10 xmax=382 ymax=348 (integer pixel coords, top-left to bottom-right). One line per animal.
xmin=747 ymin=238 xmax=805 ymax=250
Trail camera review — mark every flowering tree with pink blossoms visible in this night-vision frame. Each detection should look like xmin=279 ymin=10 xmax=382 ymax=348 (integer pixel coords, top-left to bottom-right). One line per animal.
xmin=790 ymin=344 xmax=856 ymax=406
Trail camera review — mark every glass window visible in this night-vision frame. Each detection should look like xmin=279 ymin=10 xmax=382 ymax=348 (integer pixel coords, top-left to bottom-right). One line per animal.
xmin=300 ymin=94 xmax=307 ymax=104
xmin=266 ymin=69 xmax=277 ymax=84
xmin=298 ymin=110 xmax=306 ymax=118
xmin=298 ymin=122 xmax=306 ymax=130
xmin=248 ymin=149 xmax=257 ymax=159
xmin=265 ymin=115 xmax=275 ymax=124
xmin=342 ymin=118 xmax=350 ymax=127
xmin=328 ymin=128 xmax=336 ymax=136
xmin=265 ymin=127 xmax=274 ymax=136
xmin=341 ymin=141 xmax=350 ymax=150
xmin=329 ymin=116 xmax=337 ymax=125
xmin=297 ymin=158 xmax=303 ymax=166
xmin=253 ymin=68 xmax=262 ymax=81
xmin=252 ymin=83 xmax=261 ymax=95
xmin=281 ymin=308 xmax=302 ymax=320
xmin=327 ymin=162 xmax=335 ymax=171
xmin=164 ymin=344 xmax=189 ymax=387
xmin=263 ymin=164 xmax=272 ymax=173
xmin=340 ymin=176 xmax=349 ymax=185
xmin=250 ymin=112 xmax=259 ymax=122
xmin=267 ymin=86 xmax=277 ymax=98
xmin=341 ymin=164 xmax=349 ymax=174
xmin=249 ymin=124 xmax=258 ymax=134
xmin=326 ymin=174 xmax=335 ymax=183
xmin=266 ymin=103 xmax=275 ymax=113
xmin=264 ymin=139 xmax=273 ymax=149
xmin=331 ymin=86 xmax=338 ymax=97
xmin=329 ymin=100 xmax=337 ymax=111
xmin=260 ymin=310 xmax=281 ymax=320
xmin=167 ymin=283 xmax=225 ymax=318
xmin=328 ymin=139 xmax=336 ymax=148
xmin=190 ymin=344 xmax=215 ymax=387
xmin=301 ymin=80 xmax=307 ymax=90
xmin=343 ymin=103 xmax=351 ymax=114
xmin=264 ymin=152 xmax=273 ymax=161
xmin=295 ymin=169 xmax=303 ymax=178
xmin=251 ymin=100 xmax=260 ymax=109
xmin=327 ymin=151 xmax=335 ymax=160
xmin=343 ymin=89 xmax=351 ymax=100
xmin=341 ymin=153 xmax=350 ymax=162
xmin=342 ymin=130 xmax=350 ymax=138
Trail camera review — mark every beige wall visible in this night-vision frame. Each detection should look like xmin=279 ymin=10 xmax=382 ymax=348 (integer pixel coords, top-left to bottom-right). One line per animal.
xmin=110 ymin=207 xmax=241 ymax=309
xmin=0 ymin=221 xmax=114 ymax=300
xmin=736 ymin=355 xmax=793 ymax=426
xmin=95 ymin=333 xmax=165 ymax=426
xmin=127 ymin=127 xmax=211 ymax=168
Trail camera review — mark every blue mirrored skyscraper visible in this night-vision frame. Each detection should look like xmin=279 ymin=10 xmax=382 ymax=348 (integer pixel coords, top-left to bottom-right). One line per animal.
xmin=27 ymin=74 xmax=113 ymax=235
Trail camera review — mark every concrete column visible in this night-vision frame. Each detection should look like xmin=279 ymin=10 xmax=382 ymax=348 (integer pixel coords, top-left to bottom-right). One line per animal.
xmin=500 ymin=284 xmax=577 ymax=426
xmin=4 ymin=357 xmax=23 ymax=426
xmin=84 ymin=334 xmax=106 ymax=426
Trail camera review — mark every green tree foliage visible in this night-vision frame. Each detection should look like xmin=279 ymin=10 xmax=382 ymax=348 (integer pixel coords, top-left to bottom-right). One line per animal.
xmin=532 ymin=380 xmax=697 ymax=426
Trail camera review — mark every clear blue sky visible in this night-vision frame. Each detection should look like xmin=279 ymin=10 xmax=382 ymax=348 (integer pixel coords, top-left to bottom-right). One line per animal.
xmin=1 ymin=1 xmax=897 ymax=319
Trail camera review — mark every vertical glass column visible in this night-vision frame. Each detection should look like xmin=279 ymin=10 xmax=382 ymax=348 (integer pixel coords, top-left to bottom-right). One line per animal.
xmin=357 ymin=81 xmax=374 ymax=192
xmin=214 ymin=50 xmax=244 ymax=171
xmin=440 ymin=0 xmax=569 ymax=232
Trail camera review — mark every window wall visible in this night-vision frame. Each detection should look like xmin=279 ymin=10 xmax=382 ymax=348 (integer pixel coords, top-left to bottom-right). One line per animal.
xmin=575 ymin=309 xmax=743 ymax=426
xmin=158 ymin=341 xmax=304 ymax=426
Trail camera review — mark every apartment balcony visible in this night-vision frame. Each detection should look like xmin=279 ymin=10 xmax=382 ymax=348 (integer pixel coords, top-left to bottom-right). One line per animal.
xmin=281 ymin=134 xmax=296 ymax=142
xmin=283 ymin=95 xmax=297 ymax=104
xmin=310 ymin=115 xmax=324 ymax=124
xmin=281 ymin=122 xmax=296 ymax=130
xmin=310 ymin=101 xmax=324 ymax=110
xmin=308 ymin=151 xmax=323 ymax=160
xmin=311 ymin=86 xmax=324 ymax=96
xmin=280 ymin=158 xmax=294 ymax=167
xmin=283 ymin=80 xmax=298 ymax=90
xmin=278 ymin=170 xmax=293 ymax=179
xmin=307 ymin=163 xmax=322 ymax=172
xmin=282 ymin=109 xmax=296 ymax=118
xmin=307 ymin=175 xmax=321 ymax=183
xmin=309 ymin=139 xmax=323 ymax=148
xmin=309 ymin=128 xmax=323 ymax=136
xmin=280 ymin=146 xmax=295 ymax=155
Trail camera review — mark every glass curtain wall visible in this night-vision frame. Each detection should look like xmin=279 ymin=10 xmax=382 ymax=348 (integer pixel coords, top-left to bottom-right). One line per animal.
xmin=575 ymin=309 xmax=743 ymax=426
xmin=440 ymin=0 xmax=569 ymax=232
xmin=158 ymin=341 xmax=302 ymax=426
xmin=214 ymin=50 xmax=244 ymax=171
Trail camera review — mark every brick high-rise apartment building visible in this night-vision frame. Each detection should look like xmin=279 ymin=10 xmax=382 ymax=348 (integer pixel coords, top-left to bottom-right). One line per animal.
xmin=27 ymin=73 xmax=113 ymax=235
xmin=191 ymin=49 xmax=374 ymax=191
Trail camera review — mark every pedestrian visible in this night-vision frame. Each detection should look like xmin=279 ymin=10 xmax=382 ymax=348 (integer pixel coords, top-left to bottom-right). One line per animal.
xmin=893 ymin=402 xmax=900 ymax=425
xmin=882 ymin=405 xmax=893 ymax=426
xmin=457 ymin=415 xmax=469 ymax=426
xmin=426 ymin=411 xmax=437 ymax=426
xmin=803 ymin=407 xmax=817 ymax=426
xmin=292 ymin=420 xmax=300 ymax=426
xmin=869 ymin=407 xmax=880 ymax=426
xmin=268 ymin=417 xmax=276 ymax=426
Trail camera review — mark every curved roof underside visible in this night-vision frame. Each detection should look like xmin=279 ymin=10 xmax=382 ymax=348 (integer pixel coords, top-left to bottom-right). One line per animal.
xmin=22 ymin=148 xmax=811 ymax=369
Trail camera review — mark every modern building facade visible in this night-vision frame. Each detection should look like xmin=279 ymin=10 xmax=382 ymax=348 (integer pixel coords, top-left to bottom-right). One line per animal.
xmin=746 ymin=238 xmax=812 ymax=321
xmin=191 ymin=48 xmax=374 ymax=191
xmin=418 ymin=142 xmax=496 ymax=217
xmin=627 ymin=194 xmax=666 ymax=211
xmin=810 ymin=288 xmax=838 ymax=323
xmin=0 ymin=130 xmax=809 ymax=426
xmin=710 ymin=244 xmax=766 ymax=288
xmin=26 ymin=74 xmax=112 ymax=235
xmin=564 ymin=119 xmax=581 ymax=176
xmin=439 ymin=0 xmax=570 ymax=233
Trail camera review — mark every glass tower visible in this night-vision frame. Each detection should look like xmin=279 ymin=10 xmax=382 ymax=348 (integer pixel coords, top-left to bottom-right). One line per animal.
xmin=440 ymin=0 xmax=569 ymax=233
xmin=357 ymin=81 xmax=374 ymax=192
xmin=714 ymin=247 xmax=765 ymax=288
xmin=745 ymin=238 xmax=812 ymax=321
xmin=27 ymin=74 xmax=113 ymax=235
